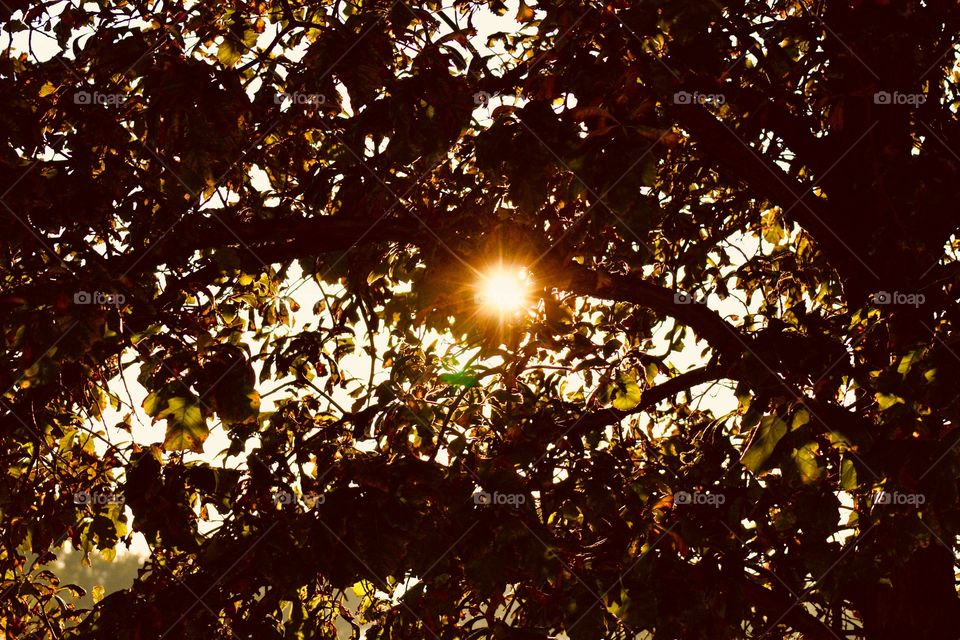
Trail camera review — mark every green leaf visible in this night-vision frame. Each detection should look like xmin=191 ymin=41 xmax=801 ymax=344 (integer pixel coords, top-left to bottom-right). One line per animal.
xmin=611 ymin=378 xmax=643 ymax=410
xmin=741 ymin=415 xmax=787 ymax=473
xmin=161 ymin=397 xmax=208 ymax=453
xmin=217 ymin=39 xmax=243 ymax=67
xmin=142 ymin=391 xmax=163 ymax=417
xmin=439 ymin=371 xmax=479 ymax=388
xmin=791 ymin=441 xmax=822 ymax=483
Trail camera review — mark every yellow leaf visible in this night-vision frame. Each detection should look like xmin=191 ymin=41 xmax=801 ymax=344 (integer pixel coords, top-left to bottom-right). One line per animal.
xmin=39 ymin=81 xmax=57 ymax=97
xmin=92 ymin=584 xmax=105 ymax=603
xmin=875 ymin=393 xmax=904 ymax=411
xmin=516 ymin=0 xmax=535 ymax=22
xmin=352 ymin=580 xmax=374 ymax=597
xmin=611 ymin=378 xmax=643 ymax=411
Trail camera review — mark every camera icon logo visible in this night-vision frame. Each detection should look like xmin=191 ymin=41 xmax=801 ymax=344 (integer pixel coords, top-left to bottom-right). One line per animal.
xmin=674 ymin=292 xmax=695 ymax=304
xmin=74 ymin=91 xmax=92 ymax=105
xmin=673 ymin=91 xmax=692 ymax=104
xmin=472 ymin=490 xmax=492 ymax=505
xmin=873 ymin=291 xmax=891 ymax=304
xmin=874 ymin=490 xmax=925 ymax=506
xmin=674 ymin=491 xmax=692 ymax=505
xmin=272 ymin=490 xmax=294 ymax=505
xmin=473 ymin=91 xmax=491 ymax=107
xmin=74 ymin=291 xmax=91 ymax=304
xmin=73 ymin=491 xmax=90 ymax=505
xmin=873 ymin=91 xmax=892 ymax=105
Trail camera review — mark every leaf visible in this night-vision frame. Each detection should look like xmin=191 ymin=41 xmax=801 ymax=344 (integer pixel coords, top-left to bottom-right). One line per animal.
xmin=217 ymin=38 xmax=243 ymax=67
xmin=741 ymin=415 xmax=787 ymax=473
xmin=611 ymin=378 xmax=643 ymax=410
xmin=875 ymin=393 xmax=904 ymax=411
xmin=791 ymin=441 xmax=822 ymax=483
xmin=791 ymin=408 xmax=810 ymax=429
xmin=840 ymin=457 xmax=857 ymax=491
xmin=39 ymin=81 xmax=57 ymax=97
xmin=92 ymin=584 xmax=105 ymax=604
xmin=352 ymin=580 xmax=373 ymax=597
xmin=515 ymin=0 xmax=535 ymax=22
xmin=643 ymin=362 xmax=659 ymax=385
xmin=160 ymin=397 xmax=208 ymax=453
xmin=142 ymin=391 xmax=163 ymax=418
xmin=761 ymin=209 xmax=786 ymax=245
xmin=439 ymin=371 xmax=479 ymax=388
xmin=897 ymin=350 xmax=920 ymax=377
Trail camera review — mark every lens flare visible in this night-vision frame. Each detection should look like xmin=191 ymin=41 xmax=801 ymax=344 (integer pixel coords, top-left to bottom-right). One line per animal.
xmin=479 ymin=266 xmax=530 ymax=315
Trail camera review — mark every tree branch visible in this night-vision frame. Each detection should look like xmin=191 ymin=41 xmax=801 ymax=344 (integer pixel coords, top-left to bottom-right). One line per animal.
xmin=740 ymin=577 xmax=836 ymax=640
xmin=547 ymin=257 xmax=751 ymax=362
xmin=670 ymin=102 xmax=876 ymax=291
xmin=564 ymin=364 xmax=727 ymax=436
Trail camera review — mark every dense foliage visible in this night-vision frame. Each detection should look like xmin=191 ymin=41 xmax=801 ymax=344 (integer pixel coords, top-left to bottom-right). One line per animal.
xmin=2 ymin=0 xmax=960 ymax=638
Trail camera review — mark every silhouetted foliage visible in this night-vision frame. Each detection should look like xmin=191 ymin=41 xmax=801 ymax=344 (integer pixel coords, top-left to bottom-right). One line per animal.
xmin=1 ymin=1 xmax=960 ymax=638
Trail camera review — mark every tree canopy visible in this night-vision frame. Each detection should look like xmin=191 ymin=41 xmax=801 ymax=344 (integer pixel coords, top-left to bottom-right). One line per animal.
xmin=2 ymin=0 xmax=960 ymax=638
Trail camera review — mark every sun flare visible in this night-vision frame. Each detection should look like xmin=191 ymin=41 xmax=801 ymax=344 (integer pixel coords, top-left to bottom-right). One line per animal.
xmin=478 ymin=266 xmax=530 ymax=315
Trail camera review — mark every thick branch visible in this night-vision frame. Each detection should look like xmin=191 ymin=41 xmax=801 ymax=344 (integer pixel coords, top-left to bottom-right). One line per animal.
xmin=547 ymin=257 xmax=751 ymax=362
xmin=670 ymin=103 xmax=876 ymax=291
xmin=564 ymin=365 xmax=727 ymax=436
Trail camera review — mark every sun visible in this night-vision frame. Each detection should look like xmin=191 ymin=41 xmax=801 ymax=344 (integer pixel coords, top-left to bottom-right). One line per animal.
xmin=478 ymin=266 xmax=531 ymax=316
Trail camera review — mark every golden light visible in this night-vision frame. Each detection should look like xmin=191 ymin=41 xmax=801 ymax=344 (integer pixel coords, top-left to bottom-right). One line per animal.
xmin=478 ymin=266 xmax=531 ymax=316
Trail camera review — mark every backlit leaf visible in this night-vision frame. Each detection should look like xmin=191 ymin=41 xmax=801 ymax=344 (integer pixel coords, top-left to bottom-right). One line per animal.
xmin=161 ymin=397 xmax=208 ymax=453
xmin=741 ymin=416 xmax=787 ymax=473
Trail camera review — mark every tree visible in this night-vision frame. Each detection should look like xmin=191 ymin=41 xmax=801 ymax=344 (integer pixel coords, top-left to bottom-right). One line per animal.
xmin=1 ymin=0 xmax=959 ymax=637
